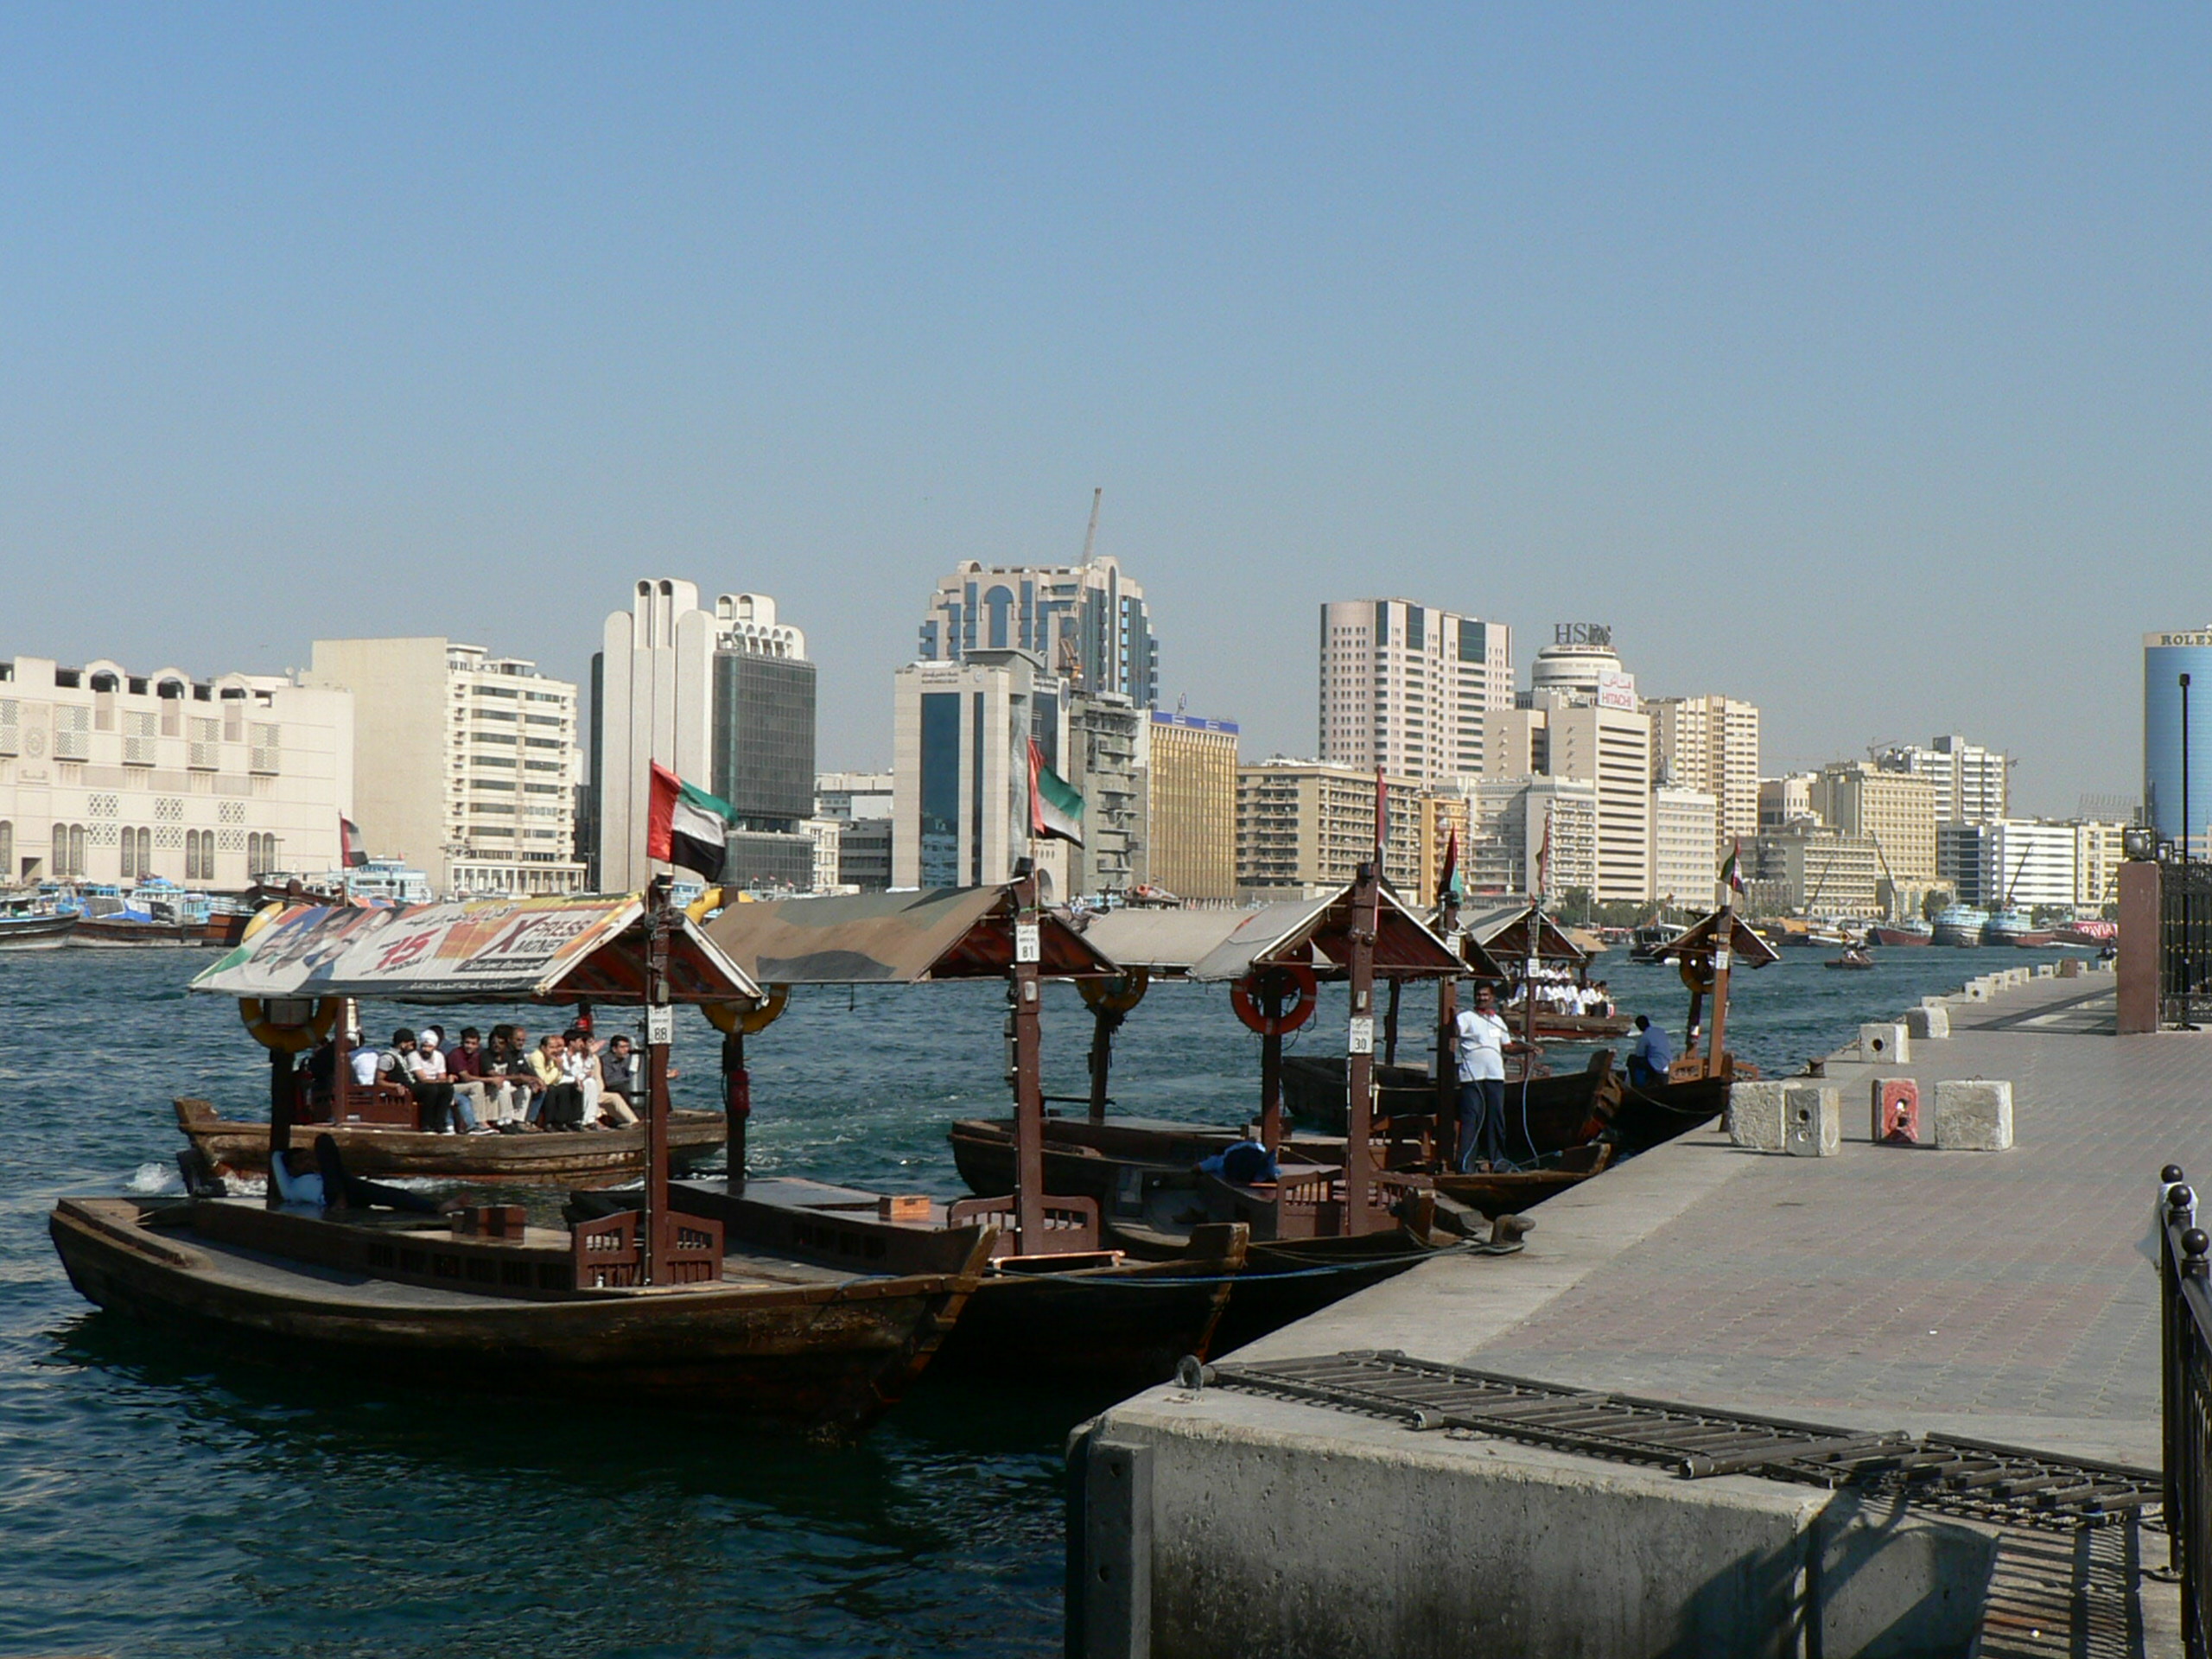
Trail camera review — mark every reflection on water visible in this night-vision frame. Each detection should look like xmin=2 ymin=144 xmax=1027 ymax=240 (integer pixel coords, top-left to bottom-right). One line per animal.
xmin=0 ymin=940 xmax=2048 ymax=1655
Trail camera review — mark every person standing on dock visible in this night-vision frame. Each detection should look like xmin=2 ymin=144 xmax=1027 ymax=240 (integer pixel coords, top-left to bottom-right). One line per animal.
xmin=1454 ymin=984 xmax=1513 ymax=1173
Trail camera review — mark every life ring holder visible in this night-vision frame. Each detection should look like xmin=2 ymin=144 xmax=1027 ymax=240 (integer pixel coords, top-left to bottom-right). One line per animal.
xmin=684 ymin=887 xmax=727 ymax=925
xmin=1231 ymin=963 xmax=1319 ymax=1037
xmin=702 ymin=984 xmax=790 ymax=1036
xmin=1678 ymin=957 xmax=1715 ymax=995
xmin=239 ymin=995 xmax=340 ymax=1053
xmin=1079 ymin=968 xmax=1151 ymax=1015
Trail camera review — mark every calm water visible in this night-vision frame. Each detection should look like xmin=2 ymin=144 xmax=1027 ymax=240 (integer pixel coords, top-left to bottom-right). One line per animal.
xmin=0 ymin=940 xmax=2066 ymax=1656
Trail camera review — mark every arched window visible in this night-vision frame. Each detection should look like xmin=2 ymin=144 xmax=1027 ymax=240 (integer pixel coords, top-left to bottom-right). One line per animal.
xmin=54 ymin=824 xmax=86 ymax=878
xmin=120 ymin=828 xmax=137 ymax=880
xmin=247 ymin=833 xmax=264 ymax=877
xmin=184 ymin=830 xmax=207 ymax=881
xmin=0 ymin=820 xmax=11 ymax=878
xmin=984 ymin=585 xmax=1014 ymax=650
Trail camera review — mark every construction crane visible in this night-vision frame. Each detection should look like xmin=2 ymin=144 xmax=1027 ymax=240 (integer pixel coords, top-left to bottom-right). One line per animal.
xmin=1058 ymin=488 xmax=1104 ymax=687
xmin=1080 ymin=486 xmax=1103 ymax=564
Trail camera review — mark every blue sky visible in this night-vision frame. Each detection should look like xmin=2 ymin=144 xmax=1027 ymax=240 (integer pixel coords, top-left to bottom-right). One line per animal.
xmin=3 ymin=5 xmax=2204 ymax=812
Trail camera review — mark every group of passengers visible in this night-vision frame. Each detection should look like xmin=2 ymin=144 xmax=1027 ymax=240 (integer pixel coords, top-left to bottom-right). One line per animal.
xmin=1503 ymin=967 xmax=1612 ymax=1017
xmin=309 ymin=1023 xmax=645 ymax=1135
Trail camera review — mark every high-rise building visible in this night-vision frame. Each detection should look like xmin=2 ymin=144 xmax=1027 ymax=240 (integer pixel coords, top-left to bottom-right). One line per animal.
xmin=1647 ymin=694 xmax=1761 ymax=858
xmin=892 ymin=650 xmax=1072 ymax=894
xmin=1649 ymin=784 xmax=1719 ymax=908
xmin=1147 ymin=712 xmax=1238 ymax=899
xmin=1874 ymin=734 xmax=2011 ymax=826
xmin=918 ymin=556 xmax=1156 ymax=706
xmin=1543 ymin=701 xmax=1653 ymax=903
xmin=1979 ymin=820 xmax=2082 ymax=912
xmin=2144 ymin=630 xmax=2212 ymax=855
xmin=1759 ymin=772 xmax=1816 ymax=828
xmin=589 ymin=582 xmax=816 ymax=893
xmin=307 ymin=638 xmax=582 ymax=896
xmin=0 ymin=655 xmax=352 ymax=890
xmin=1234 ymin=758 xmax=1421 ymax=896
xmin=1318 ymin=600 xmax=1512 ymax=785
xmin=1808 ymin=762 xmax=1939 ymax=883
xmin=1455 ymin=774 xmax=1599 ymax=900
xmin=1064 ymin=692 xmax=1147 ymax=899
xmin=1527 ymin=623 xmax=1629 ymax=705
xmin=1937 ymin=822 xmax=1990 ymax=906
xmin=2075 ymin=819 xmax=2129 ymax=911
xmin=815 ymin=771 xmax=894 ymax=893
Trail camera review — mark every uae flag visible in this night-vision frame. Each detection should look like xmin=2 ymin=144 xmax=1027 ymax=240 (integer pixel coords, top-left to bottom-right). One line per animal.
xmin=647 ymin=763 xmax=736 ymax=880
xmin=1435 ymin=826 xmax=1460 ymax=906
xmin=339 ymin=816 xmax=368 ymax=868
xmin=1720 ymin=842 xmax=1746 ymax=897
xmin=1027 ymin=739 xmax=1084 ymax=846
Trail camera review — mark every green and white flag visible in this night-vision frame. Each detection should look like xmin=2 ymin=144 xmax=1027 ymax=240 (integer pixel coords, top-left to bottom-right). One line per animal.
xmin=648 ymin=762 xmax=735 ymax=881
xmin=1027 ymin=738 xmax=1084 ymax=846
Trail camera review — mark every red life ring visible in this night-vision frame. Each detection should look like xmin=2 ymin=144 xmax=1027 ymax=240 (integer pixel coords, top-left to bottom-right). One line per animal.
xmin=1231 ymin=963 xmax=1319 ymax=1037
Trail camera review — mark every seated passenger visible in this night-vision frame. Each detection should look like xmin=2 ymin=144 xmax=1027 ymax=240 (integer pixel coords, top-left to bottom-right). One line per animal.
xmin=448 ymin=1026 xmax=518 ymax=1129
xmin=408 ymin=1027 xmax=485 ymax=1135
xmin=387 ymin=1027 xmax=457 ymax=1134
xmin=531 ymin=1032 xmax=585 ymax=1131
xmin=595 ymin=1034 xmax=642 ymax=1127
xmin=1624 ymin=1014 xmax=1674 ymax=1089
xmin=1198 ymin=1137 xmax=1280 ymax=1186
xmin=270 ymin=1135 xmax=459 ymax=1214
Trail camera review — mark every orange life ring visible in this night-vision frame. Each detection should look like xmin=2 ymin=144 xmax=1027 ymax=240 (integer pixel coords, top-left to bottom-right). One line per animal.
xmin=1079 ymin=968 xmax=1150 ymax=1014
xmin=702 ymin=984 xmax=789 ymax=1035
xmin=239 ymin=995 xmax=340 ymax=1053
xmin=1231 ymin=963 xmax=1319 ymax=1037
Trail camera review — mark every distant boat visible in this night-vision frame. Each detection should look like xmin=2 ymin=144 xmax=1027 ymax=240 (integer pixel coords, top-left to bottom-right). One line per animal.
xmin=72 ymin=879 xmax=213 ymax=947
xmin=1867 ymin=921 xmax=1933 ymax=947
xmin=1931 ymin=906 xmax=1991 ymax=947
xmin=0 ymin=911 xmax=78 ymax=950
xmin=1825 ymin=945 xmax=1877 ymax=970
xmin=1982 ymin=909 xmax=2056 ymax=948
xmin=2053 ymin=918 xmax=2118 ymax=949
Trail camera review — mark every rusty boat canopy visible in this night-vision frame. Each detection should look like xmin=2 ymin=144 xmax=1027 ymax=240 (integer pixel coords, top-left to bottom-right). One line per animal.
xmin=189 ymin=894 xmax=762 ymax=1006
xmin=1082 ymin=882 xmax=1462 ymax=982
xmin=701 ymin=885 xmax=1116 ymax=984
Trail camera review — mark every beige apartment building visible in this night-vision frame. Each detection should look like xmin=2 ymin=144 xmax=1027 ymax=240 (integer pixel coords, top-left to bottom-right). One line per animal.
xmin=1319 ymin=599 xmax=1512 ymax=784
xmin=307 ymin=638 xmax=586 ymax=897
xmin=1235 ymin=759 xmax=1422 ymax=897
xmin=1544 ymin=702 xmax=1653 ymax=904
xmin=1808 ymin=761 xmax=1938 ymax=883
xmin=1750 ymin=823 xmax=1882 ymax=917
xmin=1649 ymin=783 xmax=1719 ymax=908
xmin=0 ymin=655 xmax=351 ymax=890
xmin=1147 ymin=712 xmax=1237 ymax=899
xmin=1647 ymin=694 xmax=1760 ymax=858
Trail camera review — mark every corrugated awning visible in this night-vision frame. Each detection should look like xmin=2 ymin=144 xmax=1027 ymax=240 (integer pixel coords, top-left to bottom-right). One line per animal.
xmin=701 ymin=885 xmax=1116 ymax=983
xmin=1460 ymin=902 xmax=1591 ymax=968
xmin=1649 ymin=907 xmax=1782 ymax=969
xmin=189 ymin=895 xmax=761 ymax=1004
xmin=1081 ymin=885 xmax=1462 ymax=981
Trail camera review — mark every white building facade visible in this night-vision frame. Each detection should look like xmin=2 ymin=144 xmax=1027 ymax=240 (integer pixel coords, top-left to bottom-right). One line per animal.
xmin=1875 ymin=734 xmax=2011 ymax=825
xmin=892 ymin=651 xmax=1072 ymax=895
xmin=306 ymin=638 xmax=586 ymax=897
xmin=1649 ymin=784 xmax=1719 ymax=909
xmin=1544 ymin=700 xmax=1654 ymax=903
xmin=1647 ymin=693 xmax=1761 ymax=860
xmin=1319 ymin=599 xmax=1513 ymax=785
xmin=918 ymin=556 xmax=1156 ymax=706
xmin=0 ymin=656 xmax=352 ymax=891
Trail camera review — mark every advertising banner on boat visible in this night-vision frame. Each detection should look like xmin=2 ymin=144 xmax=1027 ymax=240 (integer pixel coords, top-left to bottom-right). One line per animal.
xmin=191 ymin=896 xmax=652 ymax=1001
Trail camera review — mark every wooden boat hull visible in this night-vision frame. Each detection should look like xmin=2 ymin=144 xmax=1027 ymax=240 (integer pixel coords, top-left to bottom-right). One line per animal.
xmin=73 ymin=918 xmax=201 ymax=947
xmin=177 ymin=1097 xmax=726 ymax=1189
xmin=0 ymin=913 xmax=78 ymax=950
xmin=629 ymin=1179 xmax=1246 ymax=1385
xmin=1434 ymin=1144 xmax=1614 ymax=1217
xmin=1210 ymin=1231 xmax=1462 ymax=1357
xmin=946 ymin=1116 xmax=1347 ymax=1209
xmin=1284 ymin=1054 xmax=1730 ymax=1162
xmin=49 ymin=1196 xmax=981 ymax=1439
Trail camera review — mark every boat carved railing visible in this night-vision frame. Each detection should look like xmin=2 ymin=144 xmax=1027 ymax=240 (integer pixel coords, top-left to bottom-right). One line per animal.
xmin=574 ymin=1211 xmax=645 ymax=1288
xmin=946 ymin=1192 xmax=1099 ymax=1257
xmin=2160 ymin=1166 xmax=2212 ymax=1659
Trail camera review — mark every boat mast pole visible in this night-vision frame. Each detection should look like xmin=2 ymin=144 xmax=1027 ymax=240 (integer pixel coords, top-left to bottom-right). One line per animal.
xmin=1011 ymin=871 xmax=1046 ymax=1255
xmin=264 ymin=1038 xmax=293 ymax=1211
xmin=1434 ymin=885 xmax=1460 ymax=1167
xmin=1704 ymin=852 xmax=1738 ymax=1079
xmin=721 ymin=1027 xmax=749 ymax=1185
xmin=1343 ymin=858 xmax=1381 ymax=1237
xmin=643 ymin=874 xmax=673 ymax=1285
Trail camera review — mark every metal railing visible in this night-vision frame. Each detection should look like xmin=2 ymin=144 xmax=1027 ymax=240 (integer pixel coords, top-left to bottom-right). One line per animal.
xmin=2161 ymin=1164 xmax=2212 ymax=1657
xmin=2162 ymin=859 xmax=2212 ymax=1027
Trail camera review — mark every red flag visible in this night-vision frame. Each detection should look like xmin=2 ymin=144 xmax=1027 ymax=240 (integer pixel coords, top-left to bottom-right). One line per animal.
xmin=1436 ymin=826 xmax=1459 ymax=906
xmin=1374 ymin=766 xmax=1389 ymax=858
xmin=339 ymin=815 xmax=367 ymax=869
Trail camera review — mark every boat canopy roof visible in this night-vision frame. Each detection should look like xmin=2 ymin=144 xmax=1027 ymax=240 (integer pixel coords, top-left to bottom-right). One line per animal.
xmin=701 ymin=886 xmax=1116 ymax=983
xmin=190 ymin=895 xmax=762 ymax=1005
xmin=1459 ymin=902 xmax=1589 ymax=969
xmin=1082 ymin=884 xmax=1461 ymax=981
xmin=1649 ymin=907 xmax=1782 ymax=969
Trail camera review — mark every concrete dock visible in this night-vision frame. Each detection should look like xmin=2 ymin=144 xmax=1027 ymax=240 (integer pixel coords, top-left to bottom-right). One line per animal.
xmin=1074 ymin=968 xmax=2199 ymax=1657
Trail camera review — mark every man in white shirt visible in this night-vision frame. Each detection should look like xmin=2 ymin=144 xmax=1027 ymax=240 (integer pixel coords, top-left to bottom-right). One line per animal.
xmin=1454 ymin=983 xmax=1514 ymax=1173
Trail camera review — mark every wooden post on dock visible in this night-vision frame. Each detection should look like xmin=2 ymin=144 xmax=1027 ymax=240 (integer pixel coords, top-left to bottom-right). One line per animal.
xmin=1011 ymin=871 xmax=1047 ymax=1254
xmin=642 ymin=875 xmax=674 ymax=1285
xmin=1087 ymin=1007 xmax=1113 ymax=1124
xmin=721 ymin=1027 xmax=748 ymax=1185
xmin=1704 ymin=906 xmax=1735 ymax=1078
xmin=1435 ymin=890 xmax=1461 ymax=1167
xmin=1342 ymin=860 xmax=1381 ymax=1236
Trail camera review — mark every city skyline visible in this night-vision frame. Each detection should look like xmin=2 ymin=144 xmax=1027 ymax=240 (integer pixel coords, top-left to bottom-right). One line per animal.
xmin=6 ymin=8 xmax=2204 ymax=817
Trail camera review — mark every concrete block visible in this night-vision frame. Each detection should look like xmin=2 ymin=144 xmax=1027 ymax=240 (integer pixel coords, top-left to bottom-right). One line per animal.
xmin=1962 ymin=980 xmax=1989 ymax=1001
xmin=1727 ymin=1081 xmax=1788 ymax=1151
xmin=1919 ymin=995 xmax=1948 ymax=1009
xmin=1858 ymin=1023 xmax=1910 ymax=1065
xmin=1935 ymin=1079 xmax=2014 ymax=1151
xmin=1871 ymin=1078 xmax=1922 ymax=1144
xmin=2035 ymin=963 xmax=2056 ymax=979
xmin=1784 ymin=1084 xmax=1841 ymax=1157
xmin=1905 ymin=1005 xmax=1949 ymax=1040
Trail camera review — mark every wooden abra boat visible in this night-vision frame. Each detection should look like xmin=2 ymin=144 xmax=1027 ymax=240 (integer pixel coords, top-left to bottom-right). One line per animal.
xmin=175 ymin=1096 xmax=727 ymax=1188
xmin=1433 ymin=1141 xmax=1615 ymax=1217
xmin=52 ymin=1194 xmax=986 ymax=1439
xmin=577 ymin=1175 xmax=1249 ymax=1385
xmin=0 ymin=910 xmax=77 ymax=950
